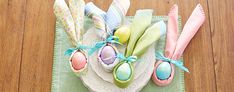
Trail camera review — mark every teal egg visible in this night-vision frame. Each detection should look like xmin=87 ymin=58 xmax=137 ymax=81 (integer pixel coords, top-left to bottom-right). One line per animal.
xmin=116 ymin=63 xmax=131 ymax=81
xmin=156 ymin=62 xmax=172 ymax=80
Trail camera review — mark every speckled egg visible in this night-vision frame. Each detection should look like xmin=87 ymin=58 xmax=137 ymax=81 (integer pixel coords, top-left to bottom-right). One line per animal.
xmin=100 ymin=45 xmax=117 ymax=65
xmin=116 ymin=63 xmax=131 ymax=81
xmin=71 ymin=51 xmax=87 ymax=70
xmin=114 ymin=26 xmax=131 ymax=44
xmin=156 ymin=62 xmax=172 ymax=80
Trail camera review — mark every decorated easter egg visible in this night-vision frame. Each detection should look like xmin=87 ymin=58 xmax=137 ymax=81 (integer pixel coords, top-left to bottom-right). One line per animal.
xmin=114 ymin=26 xmax=131 ymax=44
xmin=71 ymin=51 xmax=87 ymax=70
xmin=156 ymin=62 xmax=172 ymax=80
xmin=100 ymin=45 xmax=117 ymax=65
xmin=116 ymin=63 xmax=131 ymax=81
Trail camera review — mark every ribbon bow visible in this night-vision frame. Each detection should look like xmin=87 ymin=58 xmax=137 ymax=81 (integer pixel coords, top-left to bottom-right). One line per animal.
xmin=117 ymin=53 xmax=137 ymax=63
xmin=65 ymin=43 xmax=90 ymax=56
xmin=156 ymin=51 xmax=189 ymax=73
xmin=88 ymin=36 xmax=122 ymax=55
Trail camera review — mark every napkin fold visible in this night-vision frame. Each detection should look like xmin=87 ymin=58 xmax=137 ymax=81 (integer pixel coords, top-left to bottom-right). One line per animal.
xmin=105 ymin=0 xmax=130 ymax=34
xmin=85 ymin=0 xmax=130 ymax=37
xmin=165 ymin=5 xmax=178 ymax=58
xmin=54 ymin=0 xmax=78 ymax=46
xmin=68 ymin=0 xmax=85 ymax=40
xmin=85 ymin=2 xmax=106 ymax=32
xmin=125 ymin=10 xmax=153 ymax=57
xmin=133 ymin=21 xmax=166 ymax=57
xmin=172 ymin=4 xmax=205 ymax=59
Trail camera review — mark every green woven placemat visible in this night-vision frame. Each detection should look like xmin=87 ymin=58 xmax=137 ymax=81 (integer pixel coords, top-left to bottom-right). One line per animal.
xmin=51 ymin=16 xmax=184 ymax=92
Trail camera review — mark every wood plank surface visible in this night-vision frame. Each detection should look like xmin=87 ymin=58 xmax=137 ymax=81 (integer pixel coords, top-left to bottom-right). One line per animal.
xmin=177 ymin=0 xmax=217 ymax=92
xmin=18 ymin=0 xmax=55 ymax=92
xmin=0 ymin=0 xmax=233 ymax=92
xmin=208 ymin=0 xmax=234 ymax=91
xmin=0 ymin=0 xmax=26 ymax=92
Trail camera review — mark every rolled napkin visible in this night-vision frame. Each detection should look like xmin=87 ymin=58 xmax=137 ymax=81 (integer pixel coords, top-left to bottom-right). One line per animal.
xmin=85 ymin=0 xmax=130 ymax=72
xmin=113 ymin=9 xmax=166 ymax=88
xmin=152 ymin=4 xmax=205 ymax=86
xmin=53 ymin=0 xmax=88 ymax=77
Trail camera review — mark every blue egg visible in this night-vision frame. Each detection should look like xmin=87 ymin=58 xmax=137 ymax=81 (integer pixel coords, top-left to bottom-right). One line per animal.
xmin=116 ymin=63 xmax=131 ymax=81
xmin=156 ymin=62 xmax=172 ymax=80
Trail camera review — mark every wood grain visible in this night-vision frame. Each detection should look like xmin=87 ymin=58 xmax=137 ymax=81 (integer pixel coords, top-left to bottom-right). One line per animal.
xmin=0 ymin=0 xmax=233 ymax=92
xmin=177 ymin=0 xmax=217 ymax=92
xmin=208 ymin=0 xmax=234 ymax=91
xmin=0 ymin=0 xmax=26 ymax=92
xmin=18 ymin=0 xmax=55 ymax=92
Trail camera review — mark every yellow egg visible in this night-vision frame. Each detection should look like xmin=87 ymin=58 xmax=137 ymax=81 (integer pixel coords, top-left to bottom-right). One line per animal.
xmin=114 ymin=26 xmax=131 ymax=44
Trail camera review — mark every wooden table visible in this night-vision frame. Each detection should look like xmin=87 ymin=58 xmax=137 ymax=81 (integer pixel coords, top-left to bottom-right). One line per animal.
xmin=0 ymin=0 xmax=233 ymax=92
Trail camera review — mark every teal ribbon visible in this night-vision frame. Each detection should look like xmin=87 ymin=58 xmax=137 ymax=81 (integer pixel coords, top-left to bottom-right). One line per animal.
xmin=156 ymin=51 xmax=189 ymax=73
xmin=117 ymin=53 xmax=138 ymax=63
xmin=65 ymin=43 xmax=90 ymax=56
xmin=88 ymin=36 xmax=122 ymax=55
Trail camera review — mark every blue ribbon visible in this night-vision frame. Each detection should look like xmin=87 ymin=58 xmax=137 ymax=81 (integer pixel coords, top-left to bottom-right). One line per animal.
xmin=117 ymin=53 xmax=138 ymax=63
xmin=88 ymin=36 xmax=122 ymax=55
xmin=64 ymin=43 xmax=90 ymax=56
xmin=156 ymin=51 xmax=189 ymax=73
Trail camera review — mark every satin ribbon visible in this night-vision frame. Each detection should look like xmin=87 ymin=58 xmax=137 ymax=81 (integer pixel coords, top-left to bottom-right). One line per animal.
xmin=64 ymin=43 xmax=90 ymax=56
xmin=85 ymin=0 xmax=130 ymax=35
xmin=88 ymin=36 xmax=122 ymax=55
xmin=117 ymin=53 xmax=137 ymax=63
xmin=162 ymin=4 xmax=205 ymax=72
xmin=156 ymin=51 xmax=189 ymax=72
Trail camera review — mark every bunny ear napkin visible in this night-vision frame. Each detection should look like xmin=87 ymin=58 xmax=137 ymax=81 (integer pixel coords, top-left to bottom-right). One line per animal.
xmin=54 ymin=0 xmax=89 ymax=77
xmin=85 ymin=0 xmax=130 ymax=38
xmin=83 ymin=0 xmax=131 ymax=72
xmin=113 ymin=9 xmax=166 ymax=88
xmin=54 ymin=0 xmax=206 ymax=90
xmin=153 ymin=4 xmax=205 ymax=86
xmin=68 ymin=0 xmax=85 ymax=40
xmin=54 ymin=0 xmax=78 ymax=46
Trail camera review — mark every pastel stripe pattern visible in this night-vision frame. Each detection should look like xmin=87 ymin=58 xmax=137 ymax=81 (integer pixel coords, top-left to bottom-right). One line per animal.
xmin=54 ymin=0 xmax=78 ymax=46
xmin=85 ymin=0 xmax=130 ymax=36
xmin=105 ymin=0 xmax=130 ymax=34
xmin=85 ymin=2 xmax=106 ymax=32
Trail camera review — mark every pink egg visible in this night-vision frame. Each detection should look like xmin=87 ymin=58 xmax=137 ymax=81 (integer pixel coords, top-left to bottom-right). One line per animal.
xmin=71 ymin=51 xmax=87 ymax=70
xmin=100 ymin=46 xmax=117 ymax=65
